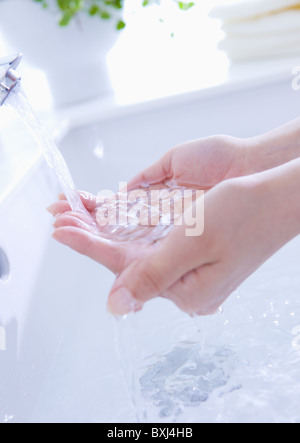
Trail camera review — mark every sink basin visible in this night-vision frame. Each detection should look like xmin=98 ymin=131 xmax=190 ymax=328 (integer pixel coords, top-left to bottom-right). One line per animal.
xmin=0 ymin=76 xmax=300 ymax=423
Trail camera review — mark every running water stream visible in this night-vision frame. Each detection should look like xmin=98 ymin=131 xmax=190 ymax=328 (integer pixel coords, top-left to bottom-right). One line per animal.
xmin=6 ymin=87 xmax=233 ymax=422
xmin=4 ymin=86 xmax=300 ymax=424
xmin=7 ymin=87 xmax=86 ymax=214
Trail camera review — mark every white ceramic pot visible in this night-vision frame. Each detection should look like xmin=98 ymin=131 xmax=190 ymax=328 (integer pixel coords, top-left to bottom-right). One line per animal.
xmin=0 ymin=0 xmax=122 ymax=107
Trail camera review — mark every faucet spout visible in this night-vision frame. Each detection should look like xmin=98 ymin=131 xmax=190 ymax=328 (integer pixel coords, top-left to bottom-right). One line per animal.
xmin=0 ymin=53 xmax=22 ymax=106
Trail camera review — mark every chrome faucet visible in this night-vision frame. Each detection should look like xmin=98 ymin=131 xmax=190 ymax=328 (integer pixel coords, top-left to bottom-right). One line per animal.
xmin=0 ymin=54 xmax=22 ymax=106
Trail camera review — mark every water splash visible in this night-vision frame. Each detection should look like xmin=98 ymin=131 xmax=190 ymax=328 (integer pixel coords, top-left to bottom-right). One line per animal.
xmin=140 ymin=342 xmax=235 ymax=420
xmin=3 ymin=414 xmax=14 ymax=423
xmin=112 ymin=313 xmax=144 ymax=422
xmin=93 ymin=180 xmax=191 ymax=244
xmin=6 ymin=90 xmax=197 ymax=245
xmin=7 ymin=87 xmax=86 ymax=214
xmin=5 ymin=86 xmax=246 ymax=423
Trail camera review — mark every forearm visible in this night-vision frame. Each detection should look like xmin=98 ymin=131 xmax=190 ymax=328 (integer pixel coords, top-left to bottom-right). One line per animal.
xmin=245 ymin=118 xmax=300 ymax=175
xmin=256 ymin=157 xmax=300 ymax=246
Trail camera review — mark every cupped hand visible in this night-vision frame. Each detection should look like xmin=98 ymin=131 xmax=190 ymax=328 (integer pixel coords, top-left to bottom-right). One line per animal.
xmin=47 ymin=191 xmax=162 ymax=313
xmin=47 ymin=135 xmax=256 ymax=316
xmin=107 ymin=174 xmax=292 ymax=316
xmin=47 ymin=128 xmax=300 ymax=317
xmin=127 ymin=135 xmax=249 ymax=191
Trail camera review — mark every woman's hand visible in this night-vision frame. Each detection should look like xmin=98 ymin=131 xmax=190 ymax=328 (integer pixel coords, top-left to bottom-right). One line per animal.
xmin=127 ymin=135 xmax=249 ymax=190
xmin=47 ymin=125 xmax=300 ymax=316
xmin=47 ymin=192 xmax=156 ymax=280
xmin=107 ymin=160 xmax=300 ymax=316
xmin=47 ymin=132 xmax=248 ymax=279
xmin=128 ymin=118 xmax=300 ymax=191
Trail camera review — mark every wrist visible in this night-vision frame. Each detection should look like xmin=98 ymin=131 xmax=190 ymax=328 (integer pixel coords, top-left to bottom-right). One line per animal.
xmin=245 ymin=120 xmax=300 ymax=176
xmin=253 ymin=158 xmax=300 ymax=240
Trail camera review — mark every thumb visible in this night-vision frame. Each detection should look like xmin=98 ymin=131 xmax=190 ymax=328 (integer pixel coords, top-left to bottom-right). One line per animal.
xmin=107 ymin=256 xmax=172 ymax=316
xmin=107 ymin=226 xmax=205 ymax=316
xmin=127 ymin=149 xmax=174 ymax=190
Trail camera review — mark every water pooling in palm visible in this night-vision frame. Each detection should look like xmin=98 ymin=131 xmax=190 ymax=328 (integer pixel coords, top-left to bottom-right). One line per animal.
xmin=48 ymin=135 xmax=246 ymax=314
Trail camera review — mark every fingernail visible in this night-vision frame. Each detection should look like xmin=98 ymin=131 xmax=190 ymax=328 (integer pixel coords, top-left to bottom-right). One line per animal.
xmin=46 ymin=204 xmax=56 ymax=215
xmin=107 ymin=288 xmax=136 ymax=317
xmin=52 ymin=230 xmax=68 ymax=245
xmin=52 ymin=217 xmax=62 ymax=228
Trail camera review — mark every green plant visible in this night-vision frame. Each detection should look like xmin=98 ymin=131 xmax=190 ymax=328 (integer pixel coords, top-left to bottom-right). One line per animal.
xmin=33 ymin=0 xmax=195 ymax=29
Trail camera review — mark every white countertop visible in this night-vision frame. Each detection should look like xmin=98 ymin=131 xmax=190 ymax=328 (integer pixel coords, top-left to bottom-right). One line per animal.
xmin=56 ymin=56 xmax=298 ymax=129
xmin=1 ymin=0 xmax=299 ymax=203
xmin=0 ymin=105 xmax=66 ymax=206
xmin=13 ymin=1 xmax=299 ymax=128
xmin=0 ymin=106 xmax=41 ymax=204
xmin=0 ymin=52 xmax=298 ymax=206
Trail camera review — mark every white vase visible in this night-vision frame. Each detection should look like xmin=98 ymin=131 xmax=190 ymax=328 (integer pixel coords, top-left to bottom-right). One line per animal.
xmin=0 ymin=0 xmax=122 ymax=107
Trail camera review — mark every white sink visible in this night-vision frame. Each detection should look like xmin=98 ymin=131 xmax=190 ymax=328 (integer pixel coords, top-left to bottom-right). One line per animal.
xmin=0 ymin=76 xmax=300 ymax=423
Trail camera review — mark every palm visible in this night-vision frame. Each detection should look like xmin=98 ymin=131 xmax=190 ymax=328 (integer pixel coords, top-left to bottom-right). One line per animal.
xmin=50 ymin=136 xmax=244 ymax=276
xmin=50 ymin=193 xmax=166 ymax=275
xmin=128 ymin=136 xmax=244 ymax=191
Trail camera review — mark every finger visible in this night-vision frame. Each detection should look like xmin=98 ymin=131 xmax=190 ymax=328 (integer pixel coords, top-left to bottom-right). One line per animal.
xmin=58 ymin=191 xmax=97 ymax=212
xmin=47 ymin=201 xmax=72 ymax=216
xmin=127 ymin=149 xmax=175 ymax=190
xmin=107 ymin=223 xmax=209 ymax=316
xmin=161 ymin=263 xmax=225 ymax=316
xmin=61 ymin=210 xmax=96 ymax=226
xmin=52 ymin=227 xmax=125 ymax=274
xmin=53 ymin=214 xmax=95 ymax=233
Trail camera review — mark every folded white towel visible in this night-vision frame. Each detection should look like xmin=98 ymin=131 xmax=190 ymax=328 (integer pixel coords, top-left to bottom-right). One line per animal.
xmin=219 ymin=30 xmax=300 ymax=60
xmin=210 ymin=0 xmax=300 ymax=23
xmin=223 ymin=10 xmax=300 ymax=36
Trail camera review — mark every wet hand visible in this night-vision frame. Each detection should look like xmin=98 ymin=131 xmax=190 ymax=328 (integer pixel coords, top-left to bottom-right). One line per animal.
xmin=47 ymin=191 xmax=159 ymax=310
xmin=107 ymin=169 xmax=299 ymax=316
xmin=127 ymin=135 xmax=248 ymax=191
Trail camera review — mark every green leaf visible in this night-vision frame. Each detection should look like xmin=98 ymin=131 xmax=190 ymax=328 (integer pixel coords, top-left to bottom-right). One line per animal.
xmin=178 ymin=1 xmax=195 ymax=11
xmin=59 ymin=12 xmax=73 ymax=26
xmin=57 ymin=0 xmax=83 ymax=12
xmin=116 ymin=20 xmax=126 ymax=30
xmin=33 ymin=0 xmax=48 ymax=7
xmin=104 ymin=0 xmax=124 ymax=10
xmin=32 ymin=0 xmax=194 ymax=27
xmin=99 ymin=10 xmax=111 ymax=20
xmin=89 ymin=4 xmax=99 ymax=16
xmin=57 ymin=0 xmax=69 ymax=11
